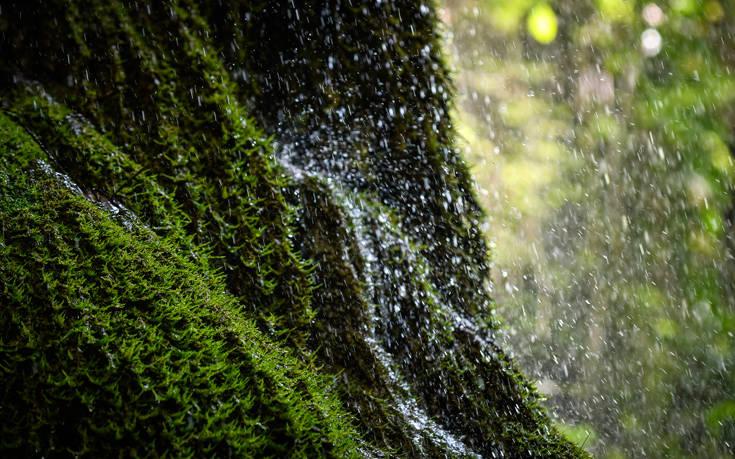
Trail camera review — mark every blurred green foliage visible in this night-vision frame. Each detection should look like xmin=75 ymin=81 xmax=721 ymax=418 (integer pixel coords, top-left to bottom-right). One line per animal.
xmin=443 ymin=0 xmax=735 ymax=457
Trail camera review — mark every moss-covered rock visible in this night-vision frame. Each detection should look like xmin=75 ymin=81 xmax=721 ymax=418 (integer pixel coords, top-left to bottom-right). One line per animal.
xmin=0 ymin=1 xmax=585 ymax=457
xmin=0 ymin=113 xmax=359 ymax=457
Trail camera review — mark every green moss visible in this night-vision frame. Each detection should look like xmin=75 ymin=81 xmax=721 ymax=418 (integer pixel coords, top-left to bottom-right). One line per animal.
xmin=0 ymin=113 xmax=359 ymax=457
xmin=0 ymin=1 xmax=585 ymax=457
xmin=3 ymin=0 xmax=315 ymax=346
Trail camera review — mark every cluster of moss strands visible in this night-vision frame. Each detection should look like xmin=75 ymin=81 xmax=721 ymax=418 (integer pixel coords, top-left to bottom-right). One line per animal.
xmin=0 ymin=112 xmax=361 ymax=457
xmin=2 ymin=0 xmax=316 ymax=344
xmin=5 ymin=81 xmax=316 ymax=338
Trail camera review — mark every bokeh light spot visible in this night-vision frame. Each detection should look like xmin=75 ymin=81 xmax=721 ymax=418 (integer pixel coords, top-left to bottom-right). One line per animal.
xmin=527 ymin=3 xmax=558 ymax=44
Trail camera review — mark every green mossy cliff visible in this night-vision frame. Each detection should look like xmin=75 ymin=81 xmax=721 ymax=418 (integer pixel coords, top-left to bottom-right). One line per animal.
xmin=0 ymin=1 xmax=585 ymax=457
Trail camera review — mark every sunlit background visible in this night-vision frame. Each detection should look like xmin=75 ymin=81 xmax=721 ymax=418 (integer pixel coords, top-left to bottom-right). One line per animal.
xmin=441 ymin=0 xmax=735 ymax=457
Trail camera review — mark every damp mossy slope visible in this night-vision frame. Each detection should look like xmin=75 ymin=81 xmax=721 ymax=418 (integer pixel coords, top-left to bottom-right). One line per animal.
xmin=0 ymin=1 xmax=586 ymax=457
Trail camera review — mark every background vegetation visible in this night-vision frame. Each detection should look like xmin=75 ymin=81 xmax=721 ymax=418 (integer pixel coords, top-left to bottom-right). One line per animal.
xmin=442 ymin=0 xmax=735 ymax=457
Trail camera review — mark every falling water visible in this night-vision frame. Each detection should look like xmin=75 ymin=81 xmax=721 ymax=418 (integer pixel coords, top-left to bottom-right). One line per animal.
xmin=277 ymin=141 xmax=482 ymax=458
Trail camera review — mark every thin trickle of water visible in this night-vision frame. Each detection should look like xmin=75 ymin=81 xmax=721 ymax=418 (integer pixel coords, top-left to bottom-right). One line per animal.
xmin=36 ymin=159 xmax=139 ymax=232
xmin=276 ymin=142 xmax=482 ymax=458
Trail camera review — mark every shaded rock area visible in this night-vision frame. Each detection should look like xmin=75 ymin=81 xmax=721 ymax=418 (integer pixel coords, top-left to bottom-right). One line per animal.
xmin=0 ymin=1 xmax=584 ymax=457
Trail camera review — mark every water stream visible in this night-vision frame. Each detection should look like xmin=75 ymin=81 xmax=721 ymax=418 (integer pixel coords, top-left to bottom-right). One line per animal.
xmin=276 ymin=142 xmax=481 ymax=458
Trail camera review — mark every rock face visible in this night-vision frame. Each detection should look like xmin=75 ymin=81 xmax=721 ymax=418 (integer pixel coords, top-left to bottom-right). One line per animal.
xmin=0 ymin=1 xmax=583 ymax=457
